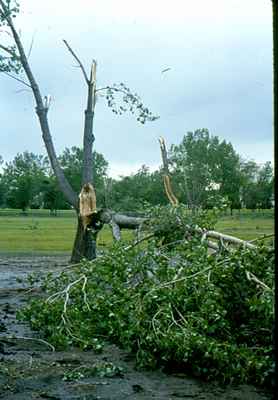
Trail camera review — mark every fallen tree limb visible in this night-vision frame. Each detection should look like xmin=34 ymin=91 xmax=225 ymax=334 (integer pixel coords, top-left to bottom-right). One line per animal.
xmin=248 ymin=233 xmax=275 ymax=243
xmin=98 ymin=209 xmax=260 ymax=252
xmin=0 ymin=335 xmax=55 ymax=352
xmin=124 ymin=233 xmax=155 ymax=250
xmin=201 ymin=230 xmax=257 ymax=250
xmin=246 ymin=270 xmax=272 ymax=291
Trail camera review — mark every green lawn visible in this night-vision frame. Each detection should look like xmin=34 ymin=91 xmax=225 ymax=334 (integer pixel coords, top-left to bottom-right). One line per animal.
xmin=0 ymin=215 xmax=133 ymax=253
xmin=215 ymin=211 xmax=274 ymax=241
xmin=0 ymin=209 xmax=274 ymax=253
xmin=0 ymin=216 xmax=76 ymax=253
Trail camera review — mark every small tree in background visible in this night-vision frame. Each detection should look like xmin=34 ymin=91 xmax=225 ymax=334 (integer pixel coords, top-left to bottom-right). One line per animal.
xmin=170 ymin=129 xmax=241 ymax=213
xmin=2 ymin=151 xmax=48 ymax=211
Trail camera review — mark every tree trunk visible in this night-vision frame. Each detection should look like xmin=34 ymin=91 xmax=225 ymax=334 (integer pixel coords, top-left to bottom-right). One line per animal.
xmin=70 ymin=214 xmax=97 ymax=263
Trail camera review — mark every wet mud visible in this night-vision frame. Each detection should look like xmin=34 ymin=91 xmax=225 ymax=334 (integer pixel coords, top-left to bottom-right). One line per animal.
xmin=0 ymin=255 xmax=273 ymax=400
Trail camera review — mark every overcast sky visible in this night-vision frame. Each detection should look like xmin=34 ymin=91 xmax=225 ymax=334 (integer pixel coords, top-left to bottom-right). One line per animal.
xmin=0 ymin=0 xmax=273 ymax=178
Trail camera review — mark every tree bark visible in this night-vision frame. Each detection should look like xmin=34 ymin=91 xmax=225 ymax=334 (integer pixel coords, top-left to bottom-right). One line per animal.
xmin=70 ymin=215 xmax=97 ymax=263
xmin=70 ymin=60 xmax=98 ymax=262
xmin=82 ymin=62 xmax=96 ymax=185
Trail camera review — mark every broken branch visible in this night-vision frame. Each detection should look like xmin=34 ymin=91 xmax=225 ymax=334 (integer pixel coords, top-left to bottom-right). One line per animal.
xmin=63 ymin=39 xmax=89 ymax=84
xmin=159 ymin=137 xmax=179 ymax=206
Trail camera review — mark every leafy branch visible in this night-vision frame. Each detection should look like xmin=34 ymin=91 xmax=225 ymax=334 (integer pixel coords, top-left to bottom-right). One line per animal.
xmin=97 ymin=82 xmax=160 ymax=124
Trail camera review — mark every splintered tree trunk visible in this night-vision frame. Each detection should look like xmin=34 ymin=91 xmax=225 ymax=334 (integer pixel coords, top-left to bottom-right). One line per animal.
xmin=70 ymin=215 xmax=97 ymax=263
xmin=71 ymin=183 xmax=101 ymax=263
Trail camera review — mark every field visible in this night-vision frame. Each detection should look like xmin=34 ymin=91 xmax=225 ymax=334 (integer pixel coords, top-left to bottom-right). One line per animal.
xmin=0 ymin=208 xmax=274 ymax=254
xmin=216 ymin=209 xmax=274 ymax=241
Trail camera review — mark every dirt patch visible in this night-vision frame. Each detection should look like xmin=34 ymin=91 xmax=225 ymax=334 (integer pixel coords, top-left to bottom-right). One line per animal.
xmin=0 ymin=255 xmax=273 ymax=400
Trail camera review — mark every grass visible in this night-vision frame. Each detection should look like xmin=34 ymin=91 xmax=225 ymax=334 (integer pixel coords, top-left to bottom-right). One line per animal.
xmin=216 ymin=210 xmax=274 ymax=241
xmin=0 ymin=216 xmax=76 ymax=253
xmin=0 ymin=214 xmax=133 ymax=254
xmin=0 ymin=209 xmax=274 ymax=254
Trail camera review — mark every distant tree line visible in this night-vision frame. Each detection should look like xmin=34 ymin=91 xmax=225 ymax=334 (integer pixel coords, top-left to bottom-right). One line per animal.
xmin=0 ymin=130 xmax=274 ymax=213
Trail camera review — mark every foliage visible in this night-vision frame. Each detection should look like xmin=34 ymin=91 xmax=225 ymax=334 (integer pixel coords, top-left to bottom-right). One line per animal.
xmin=0 ymin=1 xmax=21 ymax=73
xmin=145 ymin=204 xmax=221 ymax=245
xmin=0 ymin=137 xmax=274 ymax=213
xmin=103 ymin=83 xmax=159 ymax=124
xmin=108 ymin=165 xmax=167 ymax=211
xmin=170 ymin=129 xmax=242 ymax=211
xmin=240 ymin=161 xmax=274 ymax=210
xmin=41 ymin=176 xmax=71 ymax=212
xmin=0 ymin=148 xmax=109 ymax=211
xmin=1 ymin=151 xmax=48 ymax=211
xmin=18 ymin=206 xmax=274 ymax=387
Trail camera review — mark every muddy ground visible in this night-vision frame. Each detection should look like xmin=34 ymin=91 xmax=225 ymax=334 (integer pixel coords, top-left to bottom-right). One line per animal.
xmin=0 ymin=255 xmax=274 ymax=400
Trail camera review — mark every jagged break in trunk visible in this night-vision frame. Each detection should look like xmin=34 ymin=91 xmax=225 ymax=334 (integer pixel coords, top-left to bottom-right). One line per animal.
xmin=64 ymin=49 xmax=98 ymax=263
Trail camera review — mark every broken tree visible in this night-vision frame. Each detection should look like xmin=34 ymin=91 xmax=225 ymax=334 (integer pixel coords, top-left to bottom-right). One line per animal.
xmin=0 ymin=0 xmax=158 ymax=262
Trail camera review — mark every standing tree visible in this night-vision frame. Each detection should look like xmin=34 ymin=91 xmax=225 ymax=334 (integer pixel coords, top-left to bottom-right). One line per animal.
xmin=1 ymin=151 xmax=48 ymax=211
xmin=170 ymin=129 xmax=212 ymax=210
xmin=256 ymin=161 xmax=274 ymax=209
xmin=210 ymin=138 xmax=241 ymax=214
xmin=42 ymin=176 xmax=70 ymax=214
xmin=108 ymin=165 xmax=168 ymax=211
xmin=170 ymin=129 xmax=241 ymax=211
xmin=0 ymin=1 xmax=158 ymax=261
xmin=239 ymin=160 xmax=274 ymax=210
xmin=239 ymin=160 xmax=259 ymax=210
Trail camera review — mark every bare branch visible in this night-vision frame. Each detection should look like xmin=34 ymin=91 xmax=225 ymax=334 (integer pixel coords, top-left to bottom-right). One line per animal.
xmin=248 ymin=233 xmax=275 ymax=243
xmin=27 ymin=31 xmax=36 ymax=59
xmin=124 ymin=233 xmax=155 ymax=250
xmin=246 ymin=270 xmax=272 ymax=291
xmin=202 ymin=230 xmax=257 ymax=250
xmin=110 ymin=218 xmax=121 ymax=241
xmin=3 ymin=71 xmax=31 ymax=87
xmin=145 ymin=266 xmax=213 ymax=296
xmin=95 ymin=86 xmax=110 ymax=93
xmin=63 ymin=39 xmax=89 ymax=84
xmin=0 ymin=43 xmax=15 ymax=55
xmin=1 ymin=335 xmax=55 ymax=351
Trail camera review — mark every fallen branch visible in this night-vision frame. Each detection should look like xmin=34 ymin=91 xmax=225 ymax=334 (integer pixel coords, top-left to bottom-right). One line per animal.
xmin=248 ymin=234 xmax=275 ymax=243
xmin=145 ymin=265 xmax=213 ymax=297
xmin=201 ymin=229 xmax=256 ymax=250
xmin=102 ymin=211 xmax=258 ymax=253
xmin=0 ymin=335 xmax=55 ymax=351
xmin=124 ymin=233 xmax=155 ymax=251
xmin=246 ymin=271 xmax=272 ymax=291
xmin=110 ymin=218 xmax=121 ymax=241
xmin=46 ymin=274 xmax=90 ymax=317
